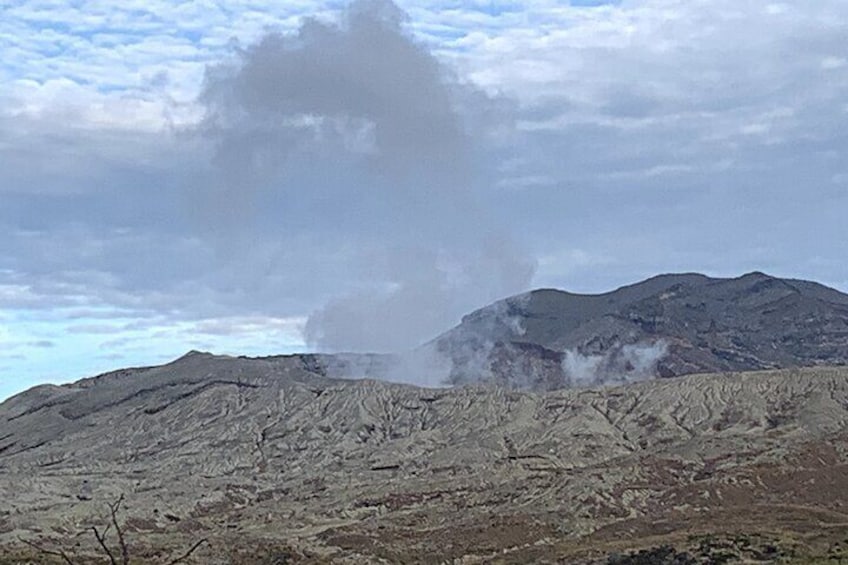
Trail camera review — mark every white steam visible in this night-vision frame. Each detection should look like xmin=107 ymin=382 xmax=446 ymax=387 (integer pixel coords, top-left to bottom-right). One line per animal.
xmin=312 ymin=294 xmax=532 ymax=388
xmin=561 ymin=340 xmax=669 ymax=388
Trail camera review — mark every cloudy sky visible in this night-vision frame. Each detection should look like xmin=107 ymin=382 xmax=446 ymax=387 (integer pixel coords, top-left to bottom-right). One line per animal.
xmin=2 ymin=0 xmax=847 ymax=399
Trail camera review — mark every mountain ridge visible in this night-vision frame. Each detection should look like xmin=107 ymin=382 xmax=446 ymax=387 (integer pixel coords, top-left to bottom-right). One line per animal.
xmin=2 ymin=359 xmax=848 ymax=562
xmin=4 ymin=271 xmax=848 ymax=561
xmin=433 ymin=271 xmax=848 ymax=389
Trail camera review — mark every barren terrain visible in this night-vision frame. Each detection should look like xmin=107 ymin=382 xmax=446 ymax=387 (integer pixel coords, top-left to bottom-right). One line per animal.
xmin=2 ymin=353 xmax=848 ymax=562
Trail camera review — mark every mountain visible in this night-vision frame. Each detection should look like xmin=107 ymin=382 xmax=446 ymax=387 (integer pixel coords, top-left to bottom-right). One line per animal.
xmin=4 ymin=271 xmax=848 ymax=562
xmin=1 ymin=353 xmax=848 ymax=562
xmin=433 ymin=271 xmax=848 ymax=389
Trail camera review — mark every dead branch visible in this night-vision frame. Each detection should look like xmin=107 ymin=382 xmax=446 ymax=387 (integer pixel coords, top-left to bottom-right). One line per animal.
xmin=19 ymin=494 xmax=208 ymax=565
xmin=92 ymin=525 xmax=119 ymax=565
xmin=166 ymin=538 xmax=209 ymax=564
xmin=107 ymin=494 xmax=130 ymax=565
xmin=18 ymin=536 xmax=78 ymax=565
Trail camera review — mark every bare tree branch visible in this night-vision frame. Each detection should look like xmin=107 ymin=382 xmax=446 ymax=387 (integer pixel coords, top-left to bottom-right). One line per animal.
xmin=166 ymin=538 xmax=209 ymax=564
xmin=107 ymin=494 xmax=129 ymax=565
xmin=18 ymin=536 xmax=78 ymax=565
xmin=19 ymin=494 xmax=208 ymax=565
xmin=92 ymin=525 xmax=119 ymax=565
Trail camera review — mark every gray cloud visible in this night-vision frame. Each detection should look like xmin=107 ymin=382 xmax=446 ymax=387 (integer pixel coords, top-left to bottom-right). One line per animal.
xmin=1 ymin=0 xmax=848 ymax=393
xmin=66 ymin=324 xmax=121 ymax=335
xmin=97 ymin=353 xmax=126 ymax=362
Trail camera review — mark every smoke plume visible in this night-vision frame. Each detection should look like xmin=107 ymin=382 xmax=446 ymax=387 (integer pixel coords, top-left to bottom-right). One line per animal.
xmin=561 ymin=340 xmax=670 ymax=388
xmin=199 ymin=0 xmax=535 ymax=366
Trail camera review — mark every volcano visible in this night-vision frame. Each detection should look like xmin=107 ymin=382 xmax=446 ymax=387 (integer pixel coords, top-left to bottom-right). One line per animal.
xmin=432 ymin=271 xmax=848 ymax=389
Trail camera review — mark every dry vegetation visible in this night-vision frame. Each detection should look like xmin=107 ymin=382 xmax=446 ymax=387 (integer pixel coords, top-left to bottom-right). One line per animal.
xmin=2 ymin=354 xmax=848 ymax=562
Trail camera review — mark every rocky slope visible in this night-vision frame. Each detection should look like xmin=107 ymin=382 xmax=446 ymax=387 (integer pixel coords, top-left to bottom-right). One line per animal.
xmin=433 ymin=271 xmax=848 ymax=389
xmin=2 ymin=353 xmax=848 ymax=563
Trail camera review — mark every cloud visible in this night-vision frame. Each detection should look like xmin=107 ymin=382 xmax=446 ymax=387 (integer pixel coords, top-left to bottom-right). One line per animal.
xmin=3 ymin=0 xmax=848 ymax=324
xmin=67 ymin=323 xmax=124 ymax=335
xmin=193 ymin=316 xmax=306 ymax=337
xmin=97 ymin=353 xmax=126 ymax=361
xmin=1 ymin=0 xmax=848 ymax=396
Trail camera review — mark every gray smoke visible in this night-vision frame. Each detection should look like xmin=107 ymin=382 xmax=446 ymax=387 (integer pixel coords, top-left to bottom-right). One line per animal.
xmin=311 ymin=292 xmax=532 ymax=388
xmin=432 ymin=294 xmax=531 ymax=382
xmin=201 ymin=0 xmax=472 ymax=193
xmin=562 ymin=340 xmax=669 ymax=388
xmin=198 ymin=0 xmax=535 ymax=367
xmin=305 ymin=238 xmax=535 ymax=353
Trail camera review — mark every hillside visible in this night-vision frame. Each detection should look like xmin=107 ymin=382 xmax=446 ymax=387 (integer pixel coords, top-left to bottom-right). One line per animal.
xmin=2 ymin=353 xmax=848 ymax=562
xmin=433 ymin=271 xmax=848 ymax=389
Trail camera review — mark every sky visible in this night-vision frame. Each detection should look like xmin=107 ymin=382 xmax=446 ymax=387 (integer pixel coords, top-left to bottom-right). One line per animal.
xmin=2 ymin=0 xmax=848 ymax=400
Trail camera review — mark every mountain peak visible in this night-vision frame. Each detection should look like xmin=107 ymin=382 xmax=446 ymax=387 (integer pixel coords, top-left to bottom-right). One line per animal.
xmin=739 ymin=270 xmax=773 ymax=279
xmin=180 ymin=349 xmax=214 ymax=358
xmin=171 ymin=350 xmax=223 ymax=364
